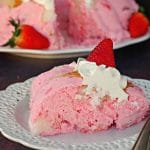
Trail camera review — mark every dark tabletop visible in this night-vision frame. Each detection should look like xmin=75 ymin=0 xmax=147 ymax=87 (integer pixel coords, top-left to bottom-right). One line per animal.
xmin=0 ymin=1 xmax=150 ymax=150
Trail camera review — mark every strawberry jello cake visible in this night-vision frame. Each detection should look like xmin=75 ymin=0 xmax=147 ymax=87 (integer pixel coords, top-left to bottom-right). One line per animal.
xmin=29 ymin=39 xmax=149 ymax=136
xmin=68 ymin=0 xmax=149 ymax=45
xmin=0 ymin=0 xmax=149 ymax=49
xmin=0 ymin=0 xmax=64 ymax=49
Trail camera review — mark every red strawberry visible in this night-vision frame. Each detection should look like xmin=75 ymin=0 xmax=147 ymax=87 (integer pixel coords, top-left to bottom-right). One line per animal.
xmin=128 ymin=12 xmax=149 ymax=38
xmin=87 ymin=39 xmax=116 ymax=67
xmin=3 ymin=19 xmax=50 ymax=49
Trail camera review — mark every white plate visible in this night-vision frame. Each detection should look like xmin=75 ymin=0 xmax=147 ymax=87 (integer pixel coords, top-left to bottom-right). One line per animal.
xmin=0 ymin=76 xmax=150 ymax=150
xmin=0 ymin=29 xmax=150 ymax=59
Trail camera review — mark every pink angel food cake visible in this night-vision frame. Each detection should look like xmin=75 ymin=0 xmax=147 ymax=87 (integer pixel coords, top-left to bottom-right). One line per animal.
xmin=68 ymin=0 xmax=149 ymax=45
xmin=0 ymin=0 xmax=64 ymax=49
xmin=0 ymin=0 xmax=149 ymax=49
xmin=29 ymin=39 xmax=149 ymax=136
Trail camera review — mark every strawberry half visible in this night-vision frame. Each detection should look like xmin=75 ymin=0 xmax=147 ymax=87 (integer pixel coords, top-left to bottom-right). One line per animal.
xmin=3 ymin=19 xmax=50 ymax=49
xmin=87 ymin=39 xmax=116 ymax=67
xmin=128 ymin=12 xmax=149 ymax=38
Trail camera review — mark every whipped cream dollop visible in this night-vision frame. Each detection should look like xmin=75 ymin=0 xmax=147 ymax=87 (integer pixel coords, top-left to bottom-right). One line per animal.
xmin=23 ymin=0 xmax=56 ymax=21
xmin=74 ymin=0 xmax=93 ymax=9
xmin=23 ymin=0 xmax=54 ymax=10
xmin=75 ymin=59 xmax=128 ymax=105
xmin=85 ymin=0 xmax=93 ymax=8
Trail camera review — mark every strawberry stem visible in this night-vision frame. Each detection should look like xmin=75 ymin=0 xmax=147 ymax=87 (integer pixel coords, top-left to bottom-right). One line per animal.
xmin=13 ymin=29 xmax=21 ymax=37
xmin=139 ymin=6 xmax=145 ymax=14
xmin=2 ymin=19 xmax=21 ymax=48
xmin=2 ymin=38 xmax=15 ymax=47
xmin=9 ymin=19 xmax=20 ymax=30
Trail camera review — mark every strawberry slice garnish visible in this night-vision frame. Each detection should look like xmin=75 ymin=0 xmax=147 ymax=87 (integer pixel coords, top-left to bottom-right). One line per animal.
xmin=87 ymin=39 xmax=116 ymax=67
xmin=3 ymin=19 xmax=50 ymax=49
xmin=128 ymin=12 xmax=149 ymax=38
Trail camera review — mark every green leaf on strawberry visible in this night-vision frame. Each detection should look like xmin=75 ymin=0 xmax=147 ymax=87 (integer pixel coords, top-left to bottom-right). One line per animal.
xmin=3 ymin=19 xmax=50 ymax=50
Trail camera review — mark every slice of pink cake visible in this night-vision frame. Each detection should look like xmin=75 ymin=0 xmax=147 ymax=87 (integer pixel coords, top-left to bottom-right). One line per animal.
xmin=29 ymin=61 xmax=149 ymax=136
xmin=29 ymin=39 xmax=149 ymax=136
xmin=68 ymin=0 xmax=139 ymax=45
xmin=0 ymin=0 xmax=64 ymax=49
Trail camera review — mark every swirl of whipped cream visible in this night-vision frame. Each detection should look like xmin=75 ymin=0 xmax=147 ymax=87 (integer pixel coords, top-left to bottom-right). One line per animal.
xmin=23 ymin=0 xmax=56 ymax=21
xmin=75 ymin=58 xmax=128 ymax=104
xmin=23 ymin=0 xmax=54 ymax=10
xmin=86 ymin=0 xmax=93 ymax=8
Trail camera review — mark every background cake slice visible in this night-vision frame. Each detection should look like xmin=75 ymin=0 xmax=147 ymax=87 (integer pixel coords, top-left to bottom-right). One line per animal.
xmin=67 ymin=0 xmax=142 ymax=45
xmin=0 ymin=0 xmax=149 ymax=49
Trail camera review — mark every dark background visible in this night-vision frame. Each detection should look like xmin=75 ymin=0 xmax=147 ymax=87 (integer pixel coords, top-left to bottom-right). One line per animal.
xmin=0 ymin=0 xmax=150 ymax=150
xmin=137 ymin=0 xmax=150 ymax=19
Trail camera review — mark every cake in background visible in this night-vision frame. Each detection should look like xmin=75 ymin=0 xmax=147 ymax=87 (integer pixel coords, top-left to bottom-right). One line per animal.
xmin=67 ymin=0 xmax=149 ymax=45
xmin=29 ymin=39 xmax=149 ymax=136
xmin=0 ymin=0 xmax=149 ymax=50
xmin=0 ymin=0 xmax=64 ymax=49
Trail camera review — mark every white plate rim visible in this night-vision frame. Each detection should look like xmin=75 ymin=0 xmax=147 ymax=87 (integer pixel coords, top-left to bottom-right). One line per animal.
xmin=0 ymin=76 xmax=150 ymax=150
xmin=0 ymin=28 xmax=150 ymax=59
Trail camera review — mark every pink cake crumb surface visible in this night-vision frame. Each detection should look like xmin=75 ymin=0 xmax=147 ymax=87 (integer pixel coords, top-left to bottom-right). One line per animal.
xmin=29 ymin=64 xmax=149 ymax=136
xmin=116 ymin=86 xmax=149 ymax=129
xmin=0 ymin=5 xmax=14 ymax=46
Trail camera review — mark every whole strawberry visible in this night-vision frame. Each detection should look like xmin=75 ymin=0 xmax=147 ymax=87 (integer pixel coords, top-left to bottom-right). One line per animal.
xmin=3 ymin=19 xmax=50 ymax=49
xmin=87 ymin=39 xmax=116 ymax=67
xmin=128 ymin=12 xmax=149 ymax=38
